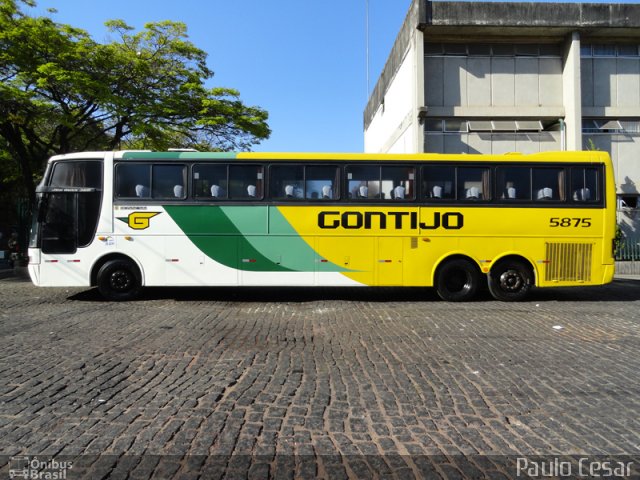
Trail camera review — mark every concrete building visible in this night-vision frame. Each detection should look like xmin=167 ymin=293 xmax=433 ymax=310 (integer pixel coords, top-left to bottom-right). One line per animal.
xmin=363 ymin=0 xmax=640 ymax=234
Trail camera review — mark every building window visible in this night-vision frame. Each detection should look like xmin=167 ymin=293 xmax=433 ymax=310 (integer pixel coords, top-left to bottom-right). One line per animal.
xmin=467 ymin=44 xmax=491 ymax=56
xmin=582 ymin=119 xmax=626 ymax=134
xmin=492 ymin=44 xmax=515 ymax=57
xmin=581 ymin=44 xmax=639 ymax=57
xmin=424 ymin=43 xmax=561 ymax=58
xmin=426 ymin=119 xmax=545 ymax=133
xmin=443 ymin=119 xmax=468 ymax=133
xmin=619 ymin=196 xmax=638 ymax=210
xmin=443 ymin=44 xmax=467 ymax=56
xmin=593 ymin=44 xmax=617 ymax=57
xmin=425 ymin=119 xmax=444 ymax=132
xmin=515 ymin=44 xmax=540 ymax=57
xmin=620 ymin=121 xmax=640 ymax=134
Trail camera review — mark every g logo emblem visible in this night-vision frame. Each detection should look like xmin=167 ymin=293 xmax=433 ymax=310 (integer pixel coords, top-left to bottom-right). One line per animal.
xmin=128 ymin=212 xmax=160 ymax=230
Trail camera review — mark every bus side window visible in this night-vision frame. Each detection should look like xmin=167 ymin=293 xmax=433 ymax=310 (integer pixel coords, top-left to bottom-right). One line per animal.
xmin=346 ymin=165 xmax=379 ymax=200
xmin=229 ymin=165 xmax=263 ymax=200
xmin=306 ymin=165 xmax=339 ymax=200
xmin=152 ymin=164 xmax=187 ymax=199
xmin=422 ymin=166 xmax=454 ymax=200
xmin=382 ymin=166 xmax=415 ymax=200
xmin=193 ymin=164 xmax=228 ymax=199
xmin=533 ymin=167 xmax=565 ymax=202
xmin=571 ymin=167 xmax=599 ymax=203
xmin=116 ymin=164 xmax=151 ymax=198
xmin=270 ymin=165 xmax=304 ymax=200
xmin=496 ymin=166 xmax=531 ymax=201
xmin=457 ymin=167 xmax=490 ymax=201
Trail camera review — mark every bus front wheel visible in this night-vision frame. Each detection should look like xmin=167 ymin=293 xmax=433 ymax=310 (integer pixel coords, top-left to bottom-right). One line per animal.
xmin=488 ymin=259 xmax=532 ymax=302
xmin=97 ymin=259 xmax=142 ymax=301
xmin=435 ymin=259 xmax=479 ymax=302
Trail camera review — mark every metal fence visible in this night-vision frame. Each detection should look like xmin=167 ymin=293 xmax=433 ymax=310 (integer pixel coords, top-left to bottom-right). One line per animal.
xmin=615 ymin=237 xmax=640 ymax=261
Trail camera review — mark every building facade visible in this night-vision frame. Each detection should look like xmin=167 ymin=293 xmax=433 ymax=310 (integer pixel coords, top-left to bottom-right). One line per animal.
xmin=363 ymin=1 xmax=640 ymax=234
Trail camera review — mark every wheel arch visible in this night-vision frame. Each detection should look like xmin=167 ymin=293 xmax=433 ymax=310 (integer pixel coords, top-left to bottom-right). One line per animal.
xmin=90 ymin=252 xmax=144 ymax=287
xmin=490 ymin=253 xmax=538 ymax=286
xmin=433 ymin=253 xmax=483 ymax=285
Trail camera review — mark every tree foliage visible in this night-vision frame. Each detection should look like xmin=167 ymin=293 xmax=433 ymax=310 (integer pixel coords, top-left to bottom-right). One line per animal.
xmin=0 ymin=0 xmax=270 ymax=213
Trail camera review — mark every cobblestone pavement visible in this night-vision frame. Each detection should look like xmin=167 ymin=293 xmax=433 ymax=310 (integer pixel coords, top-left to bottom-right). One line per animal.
xmin=1 ymin=277 xmax=639 ymax=479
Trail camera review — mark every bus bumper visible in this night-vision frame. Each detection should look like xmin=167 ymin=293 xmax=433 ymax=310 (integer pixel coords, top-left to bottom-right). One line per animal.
xmin=602 ymin=264 xmax=615 ymax=284
xmin=28 ymin=264 xmax=40 ymax=285
xmin=28 ymin=248 xmax=41 ymax=286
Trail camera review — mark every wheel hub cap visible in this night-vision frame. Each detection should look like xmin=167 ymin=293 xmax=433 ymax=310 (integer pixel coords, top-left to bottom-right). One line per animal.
xmin=499 ymin=270 xmax=523 ymax=292
xmin=111 ymin=271 xmax=132 ymax=291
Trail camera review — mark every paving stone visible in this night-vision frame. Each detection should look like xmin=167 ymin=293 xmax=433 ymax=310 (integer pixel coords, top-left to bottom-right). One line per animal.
xmin=1 ymin=278 xmax=639 ymax=478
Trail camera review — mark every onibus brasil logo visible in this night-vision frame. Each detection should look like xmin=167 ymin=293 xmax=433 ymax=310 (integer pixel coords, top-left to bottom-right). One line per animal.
xmin=9 ymin=456 xmax=73 ymax=479
xmin=116 ymin=211 xmax=161 ymax=230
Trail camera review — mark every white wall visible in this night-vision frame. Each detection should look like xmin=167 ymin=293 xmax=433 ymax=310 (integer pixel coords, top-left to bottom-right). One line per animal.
xmin=584 ymin=134 xmax=640 ymax=194
xmin=582 ymin=57 xmax=640 ymax=115
xmin=364 ymin=45 xmax=416 ymax=153
xmin=425 ymin=55 xmax=563 ymax=112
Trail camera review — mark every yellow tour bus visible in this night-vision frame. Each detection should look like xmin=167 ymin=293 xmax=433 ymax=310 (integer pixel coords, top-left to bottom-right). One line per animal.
xmin=28 ymin=150 xmax=616 ymax=301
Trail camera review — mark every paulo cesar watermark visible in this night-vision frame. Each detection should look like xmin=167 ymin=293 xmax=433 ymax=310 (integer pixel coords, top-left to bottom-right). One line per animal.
xmin=516 ymin=457 xmax=634 ymax=478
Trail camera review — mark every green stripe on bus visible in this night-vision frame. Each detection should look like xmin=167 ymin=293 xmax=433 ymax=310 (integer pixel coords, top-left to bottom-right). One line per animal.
xmin=121 ymin=152 xmax=238 ymax=160
xmin=163 ymin=205 xmax=346 ymax=272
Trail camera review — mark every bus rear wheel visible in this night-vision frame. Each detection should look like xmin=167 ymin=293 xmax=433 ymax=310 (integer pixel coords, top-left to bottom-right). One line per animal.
xmin=97 ymin=259 xmax=142 ymax=301
xmin=488 ymin=259 xmax=532 ymax=302
xmin=435 ymin=258 xmax=479 ymax=302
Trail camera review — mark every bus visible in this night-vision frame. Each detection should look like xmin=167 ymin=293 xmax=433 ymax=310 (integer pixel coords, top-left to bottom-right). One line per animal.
xmin=28 ymin=150 xmax=616 ymax=301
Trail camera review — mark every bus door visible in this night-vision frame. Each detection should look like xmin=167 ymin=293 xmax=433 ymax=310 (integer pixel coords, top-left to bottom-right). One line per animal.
xmin=377 ymin=237 xmax=403 ymax=286
xmin=35 ymin=189 xmax=101 ymax=284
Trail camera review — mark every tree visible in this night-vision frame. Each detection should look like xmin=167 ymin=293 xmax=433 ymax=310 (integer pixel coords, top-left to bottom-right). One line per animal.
xmin=0 ymin=0 xmax=270 ymax=212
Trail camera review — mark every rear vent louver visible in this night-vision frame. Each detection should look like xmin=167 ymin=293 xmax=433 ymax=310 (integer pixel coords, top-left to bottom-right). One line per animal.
xmin=545 ymin=242 xmax=593 ymax=282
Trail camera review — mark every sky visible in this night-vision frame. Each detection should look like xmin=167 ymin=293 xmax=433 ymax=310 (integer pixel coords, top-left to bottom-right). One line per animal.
xmin=29 ymin=0 xmax=639 ymax=153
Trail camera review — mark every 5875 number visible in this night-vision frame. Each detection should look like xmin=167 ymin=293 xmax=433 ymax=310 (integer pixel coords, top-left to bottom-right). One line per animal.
xmin=549 ymin=217 xmax=592 ymax=227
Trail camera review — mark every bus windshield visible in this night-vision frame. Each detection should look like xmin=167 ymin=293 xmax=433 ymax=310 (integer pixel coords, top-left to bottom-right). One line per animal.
xmin=30 ymin=160 xmax=103 ymax=253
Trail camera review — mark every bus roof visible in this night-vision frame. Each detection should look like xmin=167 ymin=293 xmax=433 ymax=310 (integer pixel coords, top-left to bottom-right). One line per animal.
xmin=48 ymin=150 xmax=610 ymax=164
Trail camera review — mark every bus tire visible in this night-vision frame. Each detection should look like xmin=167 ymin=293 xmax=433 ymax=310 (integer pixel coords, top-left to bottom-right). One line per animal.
xmin=97 ymin=259 xmax=142 ymax=301
xmin=435 ymin=258 xmax=479 ymax=302
xmin=488 ymin=259 xmax=532 ymax=302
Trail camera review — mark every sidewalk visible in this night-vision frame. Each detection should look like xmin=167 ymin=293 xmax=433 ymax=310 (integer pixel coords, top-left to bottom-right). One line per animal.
xmin=614 ymin=274 xmax=640 ymax=280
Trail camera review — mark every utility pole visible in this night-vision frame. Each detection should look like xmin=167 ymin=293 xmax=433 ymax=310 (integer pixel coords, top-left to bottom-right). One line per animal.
xmin=366 ymin=0 xmax=370 ymax=99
